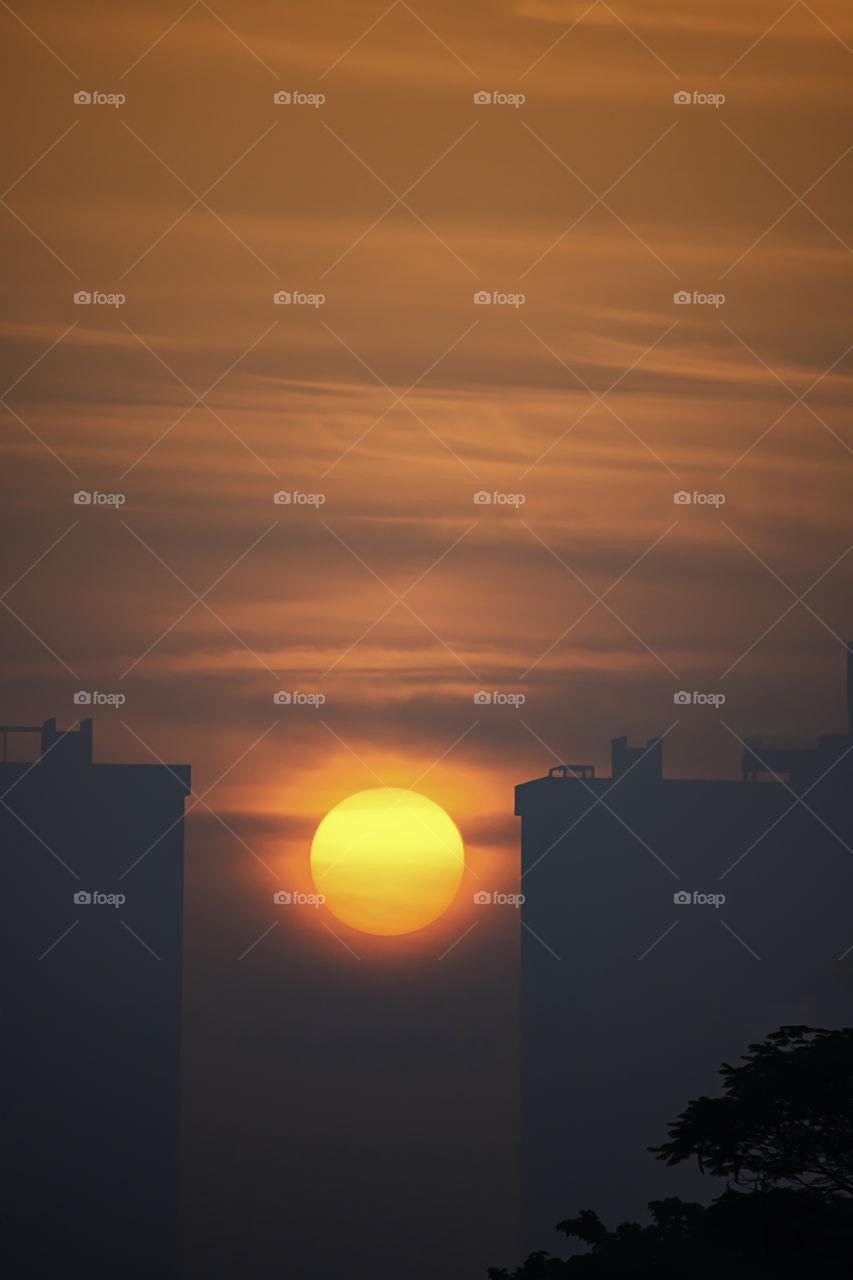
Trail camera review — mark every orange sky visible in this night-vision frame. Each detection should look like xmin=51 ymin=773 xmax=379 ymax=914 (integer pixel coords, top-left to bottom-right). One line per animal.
xmin=2 ymin=0 xmax=853 ymax=941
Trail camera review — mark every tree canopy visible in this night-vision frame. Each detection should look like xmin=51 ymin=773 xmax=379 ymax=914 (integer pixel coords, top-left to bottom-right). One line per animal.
xmin=489 ymin=1026 xmax=853 ymax=1279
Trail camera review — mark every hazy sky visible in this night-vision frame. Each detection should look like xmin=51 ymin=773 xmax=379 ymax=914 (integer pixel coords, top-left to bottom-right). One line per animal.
xmin=2 ymin=5 xmax=852 ymax=1269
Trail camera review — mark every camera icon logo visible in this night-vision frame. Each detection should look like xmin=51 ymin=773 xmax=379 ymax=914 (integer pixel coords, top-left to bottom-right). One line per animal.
xmin=673 ymin=890 xmax=692 ymax=905
xmin=673 ymin=490 xmax=692 ymax=505
xmin=273 ymin=91 xmax=292 ymax=104
xmin=473 ymin=91 xmax=492 ymax=104
xmin=473 ymin=290 xmax=491 ymax=304
xmin=74 ymin=291 xmax=92 ymax=305
xmin=273 ymin=890 xmax=292 ymax=904
xmin=673 ymin=290 xmax=692 ymax=304
xmin=473 ymin=490 xmax=492 ymax=504
xmin=74 ymin=91 xmax=92 ymax=105
xmin=473 ymin=890 xmax=492 ymax=904
xmin=273 ymin=691 xmax=292 ymax=705
xmin=73 ymin=490 xmax=92 ymax=504
xmin=673 ymin=91 xmax=691 ymax=105
xmin=673 ymin=690 xmax=692 ymax=706
xmin=73 ymin=690 xmax=92 ymax=705
xmin=273 ymin=491 xmax=292 ymax=504
xmin=74 ymin=890 xmax=92 ymax=904
xmin=473 ymin=690 xmax=492 ymax=704
xmin=273 ymin=291 xmax=291 ymax=304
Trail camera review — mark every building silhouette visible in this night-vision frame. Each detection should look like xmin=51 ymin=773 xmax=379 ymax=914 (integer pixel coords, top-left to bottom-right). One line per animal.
xmin=1 ymin=718 xmax=190 ymax=1279
xmin=515 ymin=647 xmax=853 ymax=1254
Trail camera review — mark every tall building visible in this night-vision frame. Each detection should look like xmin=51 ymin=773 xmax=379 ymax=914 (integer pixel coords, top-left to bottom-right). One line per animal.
xmin=1 ymin=718 xmax=190 ymax=1279
xmin=515 ymin=648 xmax=853 ymax=1254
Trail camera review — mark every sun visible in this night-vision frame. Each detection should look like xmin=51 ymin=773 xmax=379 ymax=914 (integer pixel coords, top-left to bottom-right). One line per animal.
xmin=310 ymin=788 xmax=465 ymax=936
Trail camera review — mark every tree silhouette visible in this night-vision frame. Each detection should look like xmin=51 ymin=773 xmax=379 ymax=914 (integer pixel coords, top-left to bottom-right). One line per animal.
xmin=490 ymin=1026 xmax=853 ymax=1279
xmin=652 ymin=1025 xmax=853 ymax=1195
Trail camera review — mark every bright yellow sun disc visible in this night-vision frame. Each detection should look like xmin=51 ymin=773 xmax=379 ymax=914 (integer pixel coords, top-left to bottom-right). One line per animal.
xmin=310 ymin=789 xmax=464 ymax=936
